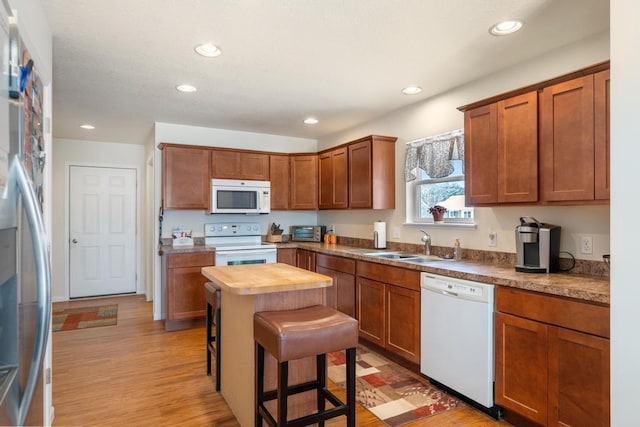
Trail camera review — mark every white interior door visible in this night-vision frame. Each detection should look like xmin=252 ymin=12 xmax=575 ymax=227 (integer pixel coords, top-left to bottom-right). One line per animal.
xmin=69 ymin=166 xmax=136 ymax=298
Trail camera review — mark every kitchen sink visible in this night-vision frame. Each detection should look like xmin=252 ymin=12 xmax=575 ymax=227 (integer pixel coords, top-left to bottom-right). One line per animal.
xmin=342 ymin=248 xmax=456 ymax=264
xmin=403 ymin=255 xmax=455 ymax=264
xmin=368 ymin=252 xmax=421 ymax=260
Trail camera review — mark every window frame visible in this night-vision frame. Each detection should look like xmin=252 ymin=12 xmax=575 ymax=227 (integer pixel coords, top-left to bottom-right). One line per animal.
xmin=405 ymin=171 xmax=475 ymax=226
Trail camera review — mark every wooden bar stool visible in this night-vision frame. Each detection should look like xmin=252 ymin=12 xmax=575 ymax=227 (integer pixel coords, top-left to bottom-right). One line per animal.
xmin=204 ymin=281 xmax=221 ymax=391
xmin=254 ymin=305 xmax=358 ymax=427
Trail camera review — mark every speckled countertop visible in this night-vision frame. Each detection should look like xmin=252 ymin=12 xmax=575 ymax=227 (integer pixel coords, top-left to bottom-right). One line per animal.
xmin=160 ymin=241 xmax=610 ymax=305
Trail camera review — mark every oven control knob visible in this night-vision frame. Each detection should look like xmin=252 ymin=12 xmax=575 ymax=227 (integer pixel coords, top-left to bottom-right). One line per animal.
xmin=253 ymin=226 xmax=259 ymax=231
xmin=247 ymin=226 xmax=251 ymax=231
xmin=217 ymin=226 xmax=223 ymax=231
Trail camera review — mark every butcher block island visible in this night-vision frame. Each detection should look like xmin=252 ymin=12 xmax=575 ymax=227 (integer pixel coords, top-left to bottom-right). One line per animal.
xmin=201 ymin=263 xmax=332 ymax=427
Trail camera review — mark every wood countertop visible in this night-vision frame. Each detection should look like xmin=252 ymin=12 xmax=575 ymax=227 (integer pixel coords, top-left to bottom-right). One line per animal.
xmin=201 ymin=263 xmax=332 ymax=295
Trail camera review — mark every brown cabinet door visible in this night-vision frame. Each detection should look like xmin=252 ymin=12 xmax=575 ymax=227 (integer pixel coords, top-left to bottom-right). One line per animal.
xmin=548 ymin=326 xmax=610 ymax=427
xmin=290 ymin=155 xmax=318 ymax=210
xmin=295 ymin=249 xmax=316 ymax=271
xmin=211 ymin=149 xmax=269 ymax=180
xmin=167 ymin=265 xmax=208 ymax=320
xmin=318 ymin=151 xmax=334 ymax=209
xmin=348 ymin=140 xmax=373 ymax=208
xmin=497 ymin=91 xmax=538 ymax=203
xmin=162 ymin=146 xmax=211 ymax=209
xmin=594 ymin=69 xmax=610 ymax=201
xmin=276 ymin=248 xmax=296 ymax=266
xmin=385 ymin=285 xmax=420 ymax=363
xmin=240 ymin=152 xmax=270 ymax=180
xmin=211 ymin=149 xmax=241 ymax=178
xmin=317 ymin=265 xmax=355 ymax=318
xmin=332 ymin=147 xmax=349 ymax=208
xmin=270 ymin=155 xmax=290 ymax=210
xmin=357 ymin=277 xmax=385 ymax=347
xmin=465 ymin=104 xmax=498 ymax=205
xmin=540 ymin=75 xmax=595 ymax=202
xmin=319 ymin=148 xmax=349 ymax=209
xmin=495 ymin=312 xmax=548 ymax=425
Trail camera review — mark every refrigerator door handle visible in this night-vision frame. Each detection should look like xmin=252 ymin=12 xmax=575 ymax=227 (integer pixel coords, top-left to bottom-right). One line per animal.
xmin=13 ymin=157 xmax=51 ymax=426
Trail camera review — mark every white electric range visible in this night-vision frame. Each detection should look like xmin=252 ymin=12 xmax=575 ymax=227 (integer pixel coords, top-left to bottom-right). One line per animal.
xmin=205 ymin=222 xmax=277 ymax=266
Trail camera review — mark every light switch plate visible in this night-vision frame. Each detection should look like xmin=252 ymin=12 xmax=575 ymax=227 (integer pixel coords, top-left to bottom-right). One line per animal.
xmin=488 ymin=231 xmax=497 ymax=247
xmin=392 ymin=226 xmax=401 ymax=239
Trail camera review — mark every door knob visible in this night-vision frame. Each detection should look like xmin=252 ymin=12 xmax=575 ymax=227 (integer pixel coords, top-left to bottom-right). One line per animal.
xmin=72 ymin=238 xmax=78 ymax=244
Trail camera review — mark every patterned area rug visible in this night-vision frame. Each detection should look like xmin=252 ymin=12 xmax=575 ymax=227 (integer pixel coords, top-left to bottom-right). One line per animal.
xmin=328 ymin=345 xmax=460 ymax=426
xmin=52 ymin=305 xmax=118 ymax=332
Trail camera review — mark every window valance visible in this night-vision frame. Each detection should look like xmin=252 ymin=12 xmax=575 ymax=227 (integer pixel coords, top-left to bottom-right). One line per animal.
xmin=404 ymin=129 xmax=464 ymax=182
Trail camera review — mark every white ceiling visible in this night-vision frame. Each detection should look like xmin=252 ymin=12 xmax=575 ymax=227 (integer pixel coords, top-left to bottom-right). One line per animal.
xmin=41 ymin=0 xmax=610 ymax=145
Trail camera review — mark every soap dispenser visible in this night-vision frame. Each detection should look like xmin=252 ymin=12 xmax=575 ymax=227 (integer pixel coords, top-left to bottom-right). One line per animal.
xmin=453 ymin=239 xmax=462 ymax=260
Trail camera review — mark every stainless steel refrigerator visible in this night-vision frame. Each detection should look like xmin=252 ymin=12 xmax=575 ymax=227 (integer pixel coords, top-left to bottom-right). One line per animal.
xmin=0 ymin=0 xmax=52 ymax=424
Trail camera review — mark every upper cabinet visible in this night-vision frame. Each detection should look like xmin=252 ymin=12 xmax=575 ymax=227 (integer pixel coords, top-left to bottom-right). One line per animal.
xmin=459 ymin=61 xmax=610 ymax=206
xmin=318 ymin=146 xmax=348 ymax=209
xmin=211 ymin=148 xmax=269 ymax=181
xmin=159 ymin=134 xmax=396 ymax=212
xmin=464 ymin=92 xmax=538 ymax=205
xmin=540 ymin=76 xmax=595 ymax=202
xmin=594 ymin=69 xmax=610 ymax=201
xmin=269 ymin=154 xmax=290 ymax=210
xmin=290 ymin=154 xmax=318 ymax=210
xmin=349 ymin=135 xmax=396 ymax=209
xmin=159 ymin=144 xmax=211 ymax=210
xmin=318 ymin=135 xmax=396 ymax=210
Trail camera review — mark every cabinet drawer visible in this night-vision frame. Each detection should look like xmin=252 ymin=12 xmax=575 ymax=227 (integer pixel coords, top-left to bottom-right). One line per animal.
xmin=316 ymin=254 xmax=355 ymax=274
xmin=356 ymin=261 xmax=420 ymax=291
xmin=167 ymin=252 xmax=215 ymax=269
xmin=496 ymin=287 xmax=609 ymax=338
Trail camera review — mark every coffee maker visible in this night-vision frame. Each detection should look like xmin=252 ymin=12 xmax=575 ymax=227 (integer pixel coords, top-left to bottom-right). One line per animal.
xmin=515 ymin=217 xmax=561 ymax=273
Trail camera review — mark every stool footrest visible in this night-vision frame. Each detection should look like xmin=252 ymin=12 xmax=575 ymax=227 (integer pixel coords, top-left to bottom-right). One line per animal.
xmin=258 ymin=387 xmax=349 ymax=427
xmin=262 ymin=379 xmax=321 ymax=401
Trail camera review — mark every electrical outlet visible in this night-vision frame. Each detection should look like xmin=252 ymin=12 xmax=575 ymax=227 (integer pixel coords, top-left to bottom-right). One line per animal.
xmin=488 ymin=231 xmax=497 ymax=247
xmin=580 ymin=235 xmax=593 ymax=254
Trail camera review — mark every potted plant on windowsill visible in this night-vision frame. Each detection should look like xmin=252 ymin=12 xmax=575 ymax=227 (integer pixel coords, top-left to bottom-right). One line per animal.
xmin=429 ymin=205 xmax=447 ymax=223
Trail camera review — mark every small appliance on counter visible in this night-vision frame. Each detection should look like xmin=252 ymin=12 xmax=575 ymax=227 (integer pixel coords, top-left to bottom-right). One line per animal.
xmin=290 ymin=225 xmax=326 ymax=242
xmin=515 ymin=217 xmax=561 ymax=273
xmin=373 ymin=220 xmax=386 ymax=249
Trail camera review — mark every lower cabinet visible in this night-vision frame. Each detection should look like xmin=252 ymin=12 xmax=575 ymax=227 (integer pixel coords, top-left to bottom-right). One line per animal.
xmin=356 ymin=261 xmax=420 ymax=364
xmin=296 ymin=248 xmax=316 ymax=271
xmin=276 ymin=247 xmax=297 ymax=266
xmin=164 ymin=252 xmax=215 ymax=330
xmin=315 ymin=254 xmax=356 ymax=318
xmin=495 ymin=287 xmax=610 ymax=426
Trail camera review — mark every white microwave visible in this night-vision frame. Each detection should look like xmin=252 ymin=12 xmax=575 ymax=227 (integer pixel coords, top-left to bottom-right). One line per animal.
xmin=210 ymin=179 xmax=271 ymax=214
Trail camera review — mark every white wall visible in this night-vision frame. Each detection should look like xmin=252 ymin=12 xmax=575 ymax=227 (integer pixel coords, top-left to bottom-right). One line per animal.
xmin=317 ymin=31 xmax=610 ymax=260
xmin=611 ymin=0 xmax=639 ymax=424
xmin=51 ymin=138 xmax=146 ymax=301
xmin=152 ymin=122 xmax=318 ymax=319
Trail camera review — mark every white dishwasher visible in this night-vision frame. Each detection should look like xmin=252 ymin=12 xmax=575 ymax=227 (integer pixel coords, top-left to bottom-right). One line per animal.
xmin=420 ymin=272 xmax=498 ymax=415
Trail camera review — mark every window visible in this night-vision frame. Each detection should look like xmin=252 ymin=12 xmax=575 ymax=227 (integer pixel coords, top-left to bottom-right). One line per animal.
xmin=404 ymin=130 xmax=474 ymax=225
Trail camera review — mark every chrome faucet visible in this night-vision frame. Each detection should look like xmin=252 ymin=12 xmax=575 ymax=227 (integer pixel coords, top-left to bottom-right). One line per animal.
xmin=420 ymin=230 xmax=431 ymax=256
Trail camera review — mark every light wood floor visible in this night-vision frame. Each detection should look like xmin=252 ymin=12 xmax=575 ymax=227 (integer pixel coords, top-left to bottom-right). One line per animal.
xmin=52 ymin=295 xmax=510 ymax=426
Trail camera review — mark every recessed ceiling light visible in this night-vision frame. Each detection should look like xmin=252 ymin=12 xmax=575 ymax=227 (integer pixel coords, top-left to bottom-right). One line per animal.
xmin=303 ymin=117 xmax=319 ymax=125
xmin=176 ymin=84 xmax=197 ymax=93
xmin=80 ymin=124 xmax=95 ymax=130
xmin=489 ymin=20 xmax=524 ymax=36
xmin=401 ymin=86 xmax=422 ymax=95
xmin=195 ymin=43 xmax=222 ymax=58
